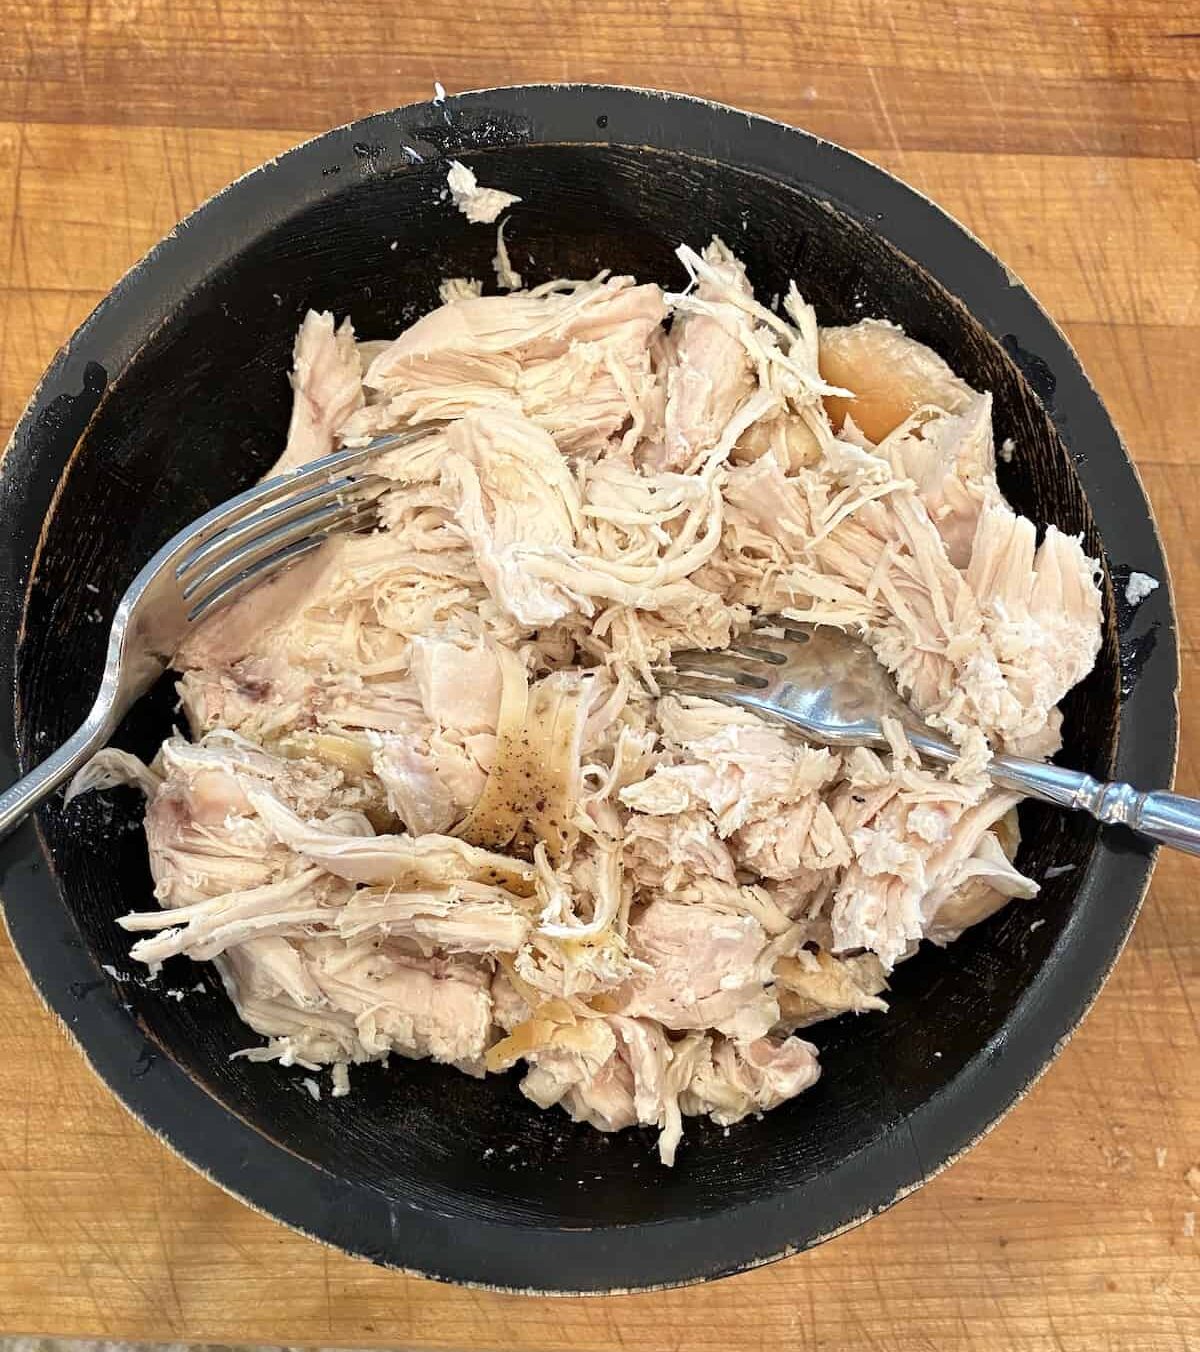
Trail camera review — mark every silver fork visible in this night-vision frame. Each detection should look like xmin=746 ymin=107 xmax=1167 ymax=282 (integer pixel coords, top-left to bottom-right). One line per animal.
xmin=659 ymin=620 xmax=1200 ymax=857
xmin=0 ymin=425 xmax=445 ymax=840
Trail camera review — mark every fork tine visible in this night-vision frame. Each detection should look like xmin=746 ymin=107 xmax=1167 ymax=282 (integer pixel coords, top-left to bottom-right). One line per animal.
xmin=159 ymin=425 xmax=442 ymax=573
xmin=749 ymin=614 xmax=813 ymax=645
xmin=180 ymin=493 xmax=384 ymax=602
xmin=185 ymin=500 xmax=381 ymax=622
xmin=653 ymin=671 xmax=767 ymax=699
xmin=733 ymin=634 xmax=794 ymax=660
xmin=176 ymin=475 xmax=389 ymax=588
xmin=659 ymin=656 xmax=771 ymax=691
xmin=726 ymin=640 xmax=789 ymax=665
xmin=187 ymin=538 xmax=325 ymax=622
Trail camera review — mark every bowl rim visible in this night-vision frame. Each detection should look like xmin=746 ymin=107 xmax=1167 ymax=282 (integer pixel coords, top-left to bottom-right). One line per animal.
xmin=0 ymin=82 xmax=1179 ymax=1293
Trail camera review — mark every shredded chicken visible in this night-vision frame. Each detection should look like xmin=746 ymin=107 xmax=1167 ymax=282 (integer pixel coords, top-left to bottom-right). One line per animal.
xmin=73 ymin=230 xmax=1103 ymax=1165
xmin=446 ymin=160 xmax=522 ymax=225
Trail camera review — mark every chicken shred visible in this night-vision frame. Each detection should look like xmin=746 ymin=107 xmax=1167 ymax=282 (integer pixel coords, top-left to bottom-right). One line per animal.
xmin=446 ymin=160 xmax=522 ymax=225
xmin=73 ymin=232 xmax=1102 ymax=1166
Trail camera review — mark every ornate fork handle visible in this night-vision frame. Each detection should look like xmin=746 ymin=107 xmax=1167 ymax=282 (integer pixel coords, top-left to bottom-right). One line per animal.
xmin=991 ymin=758 xmax=1200 ymax=856
xmin=907 ymin=731 xmax=1200 ymax=857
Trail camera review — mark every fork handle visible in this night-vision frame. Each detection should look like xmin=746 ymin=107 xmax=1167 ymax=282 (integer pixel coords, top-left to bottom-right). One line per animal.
xmin=0 ymin=712 xmax=114 ymax=841
xmin=991 ymin=757 xmax=1200 ymax=856
xmin=907 ymin=731 xmax=1200 ymax=857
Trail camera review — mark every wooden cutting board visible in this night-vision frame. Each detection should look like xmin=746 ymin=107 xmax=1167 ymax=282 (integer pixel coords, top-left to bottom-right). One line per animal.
xmin=0 ymin=2 xmax=1197 ymax=1347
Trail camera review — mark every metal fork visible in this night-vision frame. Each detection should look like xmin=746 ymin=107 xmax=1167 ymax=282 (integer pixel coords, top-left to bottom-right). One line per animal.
xmin=659 ymin=620 xmax=1200 ymax=857
xmin=0 ymin=424 xmax=445 ymax=840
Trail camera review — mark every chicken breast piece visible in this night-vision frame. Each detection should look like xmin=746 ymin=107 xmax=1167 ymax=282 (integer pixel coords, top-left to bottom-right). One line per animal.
xmin=308 ymin=937 xmax=495 ymax=1072
xmin=540 ymin=1015 xmax=673 ymax=1137
xmin=118 ymin=868 xmax=351 ymax=965
xmin=616 ymin=897 xmax=779 ymax=1042
xmin=334 ymin=883 xmax=531 ymax=955
xmin=621 ymin=700 xmax=841 ymax=836
xmin=877 ymin=391 xmax=999 ymax=568
xmin=774 ymin=950 xmax=889 ymax=1029
xmin=409 ymin=634 xmax=502 ymax=734
xmin=443 ymin=409 xmax=583 ymax=627
xmin=657 ymin=237 xmax=755 ymax=470
xmin=830 ymin=783 xmax=1033 ymax=969
xmin=624 ymin=811 xmax=738 ymax=892
xmin=966 ymin=504 xmax=1103 ymax=757
xmin=245 ymin=787 xmax=536 ymax=893
xmin=142 ymin=735 xmax=350 ymax=906
xmin=362 ymin=276 xmax=666 ymax=457
xmin=681 ymin=1033 xmax=821 ymax=1126
xmin=269 ymin=310 xmax=365 ymax=477
xmin=732 ymin=796 xmax=851 ymax=880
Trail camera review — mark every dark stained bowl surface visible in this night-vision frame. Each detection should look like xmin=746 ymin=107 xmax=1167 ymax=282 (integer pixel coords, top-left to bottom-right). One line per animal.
xmin=0 ymin=86 xmax=1177 ymax=1292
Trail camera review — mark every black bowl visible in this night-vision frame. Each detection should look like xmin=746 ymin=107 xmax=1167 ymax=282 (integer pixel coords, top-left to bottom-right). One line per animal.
xmin=0 ymin=86 xmax=1177 ymax=1292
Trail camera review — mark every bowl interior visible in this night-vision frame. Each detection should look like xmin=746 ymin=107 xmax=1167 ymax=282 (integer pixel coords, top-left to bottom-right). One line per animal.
xmin=14 ymin=142 xmax=1119 ymax=1230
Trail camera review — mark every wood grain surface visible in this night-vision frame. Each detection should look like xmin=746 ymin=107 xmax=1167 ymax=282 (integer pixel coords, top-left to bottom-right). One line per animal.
xmin=0 ymin=2 xmax=1197 ymax=1348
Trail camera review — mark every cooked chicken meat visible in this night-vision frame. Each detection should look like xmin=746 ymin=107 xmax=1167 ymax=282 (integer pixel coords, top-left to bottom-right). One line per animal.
xmin=445 ymin=160 xmax=522 ymax=225
xmin=74 ymin=232 xmax=1102 ymax=1165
